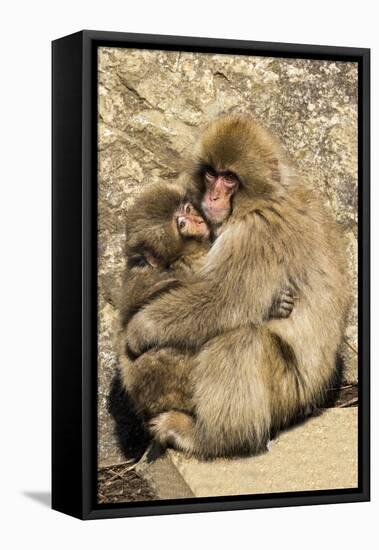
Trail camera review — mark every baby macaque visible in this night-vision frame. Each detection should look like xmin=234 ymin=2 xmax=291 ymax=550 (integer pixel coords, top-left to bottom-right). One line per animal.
xmin=119 ymin=182 xmax=211 ymax=328
xmin=118 ymin=182 xmax=211 ymax=419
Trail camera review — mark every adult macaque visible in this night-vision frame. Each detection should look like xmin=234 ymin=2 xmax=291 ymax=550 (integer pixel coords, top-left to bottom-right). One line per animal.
xmin=125 ymin=115 xmax=349 ymax=458
xmin=118 ymin=180 xmax=293 ymax=421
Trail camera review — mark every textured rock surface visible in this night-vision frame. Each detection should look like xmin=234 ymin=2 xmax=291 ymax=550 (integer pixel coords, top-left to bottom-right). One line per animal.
xmin=97 ymin=47 xmax=358 ymax=467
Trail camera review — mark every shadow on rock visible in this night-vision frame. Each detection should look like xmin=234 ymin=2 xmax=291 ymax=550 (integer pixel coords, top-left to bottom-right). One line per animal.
xmin=323 ymin=352 xmax=345 ymax=408
xmin=107 ymin=369 xmax=151 ymax=461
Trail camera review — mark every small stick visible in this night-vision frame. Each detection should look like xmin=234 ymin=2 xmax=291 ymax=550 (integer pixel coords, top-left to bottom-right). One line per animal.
xmin=105 ymin=464 xmax=140 ymax=483
xmin=344 ymin=338 xmax=358 ymax=355
xmin=337 ymin=398 xmax=358 ymax=408
xmin=98 ymin=458 xmax=137 ymax=471
xmin=339 ymin=383 xmax=356 ymax=390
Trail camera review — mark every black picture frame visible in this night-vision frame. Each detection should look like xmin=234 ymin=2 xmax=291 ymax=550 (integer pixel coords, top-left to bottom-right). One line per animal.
xmin=52 ymin=30 xmax=370 ymax=520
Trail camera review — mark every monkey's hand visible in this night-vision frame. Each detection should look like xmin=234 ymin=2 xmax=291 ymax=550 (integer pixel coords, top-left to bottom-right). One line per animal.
xmin=269 ymin=287 xmax=295 ymax=319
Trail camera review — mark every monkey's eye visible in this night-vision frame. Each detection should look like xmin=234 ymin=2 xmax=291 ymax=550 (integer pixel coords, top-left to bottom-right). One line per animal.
xmin=223 ymin=171 xmax=234 ymax=179
xmin=127 ymin=255 xmax=148 ymax=268
xmin=222 ymin=171 xmax=239 ymax=187
xmin=205 ymin=171 xmax=216 ymax=184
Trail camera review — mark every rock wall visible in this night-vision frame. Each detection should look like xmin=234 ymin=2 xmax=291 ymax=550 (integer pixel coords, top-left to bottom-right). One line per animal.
xmin=97 ymin=47 xmax=358 ymax=465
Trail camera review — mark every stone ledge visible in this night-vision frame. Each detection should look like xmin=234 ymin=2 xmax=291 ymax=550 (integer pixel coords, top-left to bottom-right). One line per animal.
xmin=167 ymin=408 xmax=357 ymax=497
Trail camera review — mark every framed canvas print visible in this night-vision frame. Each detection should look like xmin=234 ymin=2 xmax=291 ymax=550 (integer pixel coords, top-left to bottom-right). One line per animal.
xmin=52 ymin=30 xmax=370 ymax=520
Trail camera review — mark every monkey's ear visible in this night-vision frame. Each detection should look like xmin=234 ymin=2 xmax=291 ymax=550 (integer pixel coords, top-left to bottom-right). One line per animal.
xmin=144 ymin=251 xmax=164 ymax=269
xmin=268 ymin=158 xmax=281 ymax=183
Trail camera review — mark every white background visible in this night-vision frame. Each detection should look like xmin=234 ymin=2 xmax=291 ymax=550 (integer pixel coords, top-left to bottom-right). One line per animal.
xmin=0 ymin=1 xmax=376 ymax=548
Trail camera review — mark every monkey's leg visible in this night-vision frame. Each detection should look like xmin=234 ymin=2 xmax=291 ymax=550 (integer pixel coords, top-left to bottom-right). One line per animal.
xmin=150 ymin=326 xmax=281 ymax=458
xmin=120 ymin=347 xmax=194 ymax=418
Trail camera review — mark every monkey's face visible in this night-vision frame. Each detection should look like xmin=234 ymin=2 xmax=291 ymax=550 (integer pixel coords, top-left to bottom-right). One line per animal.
xmin=200 ymin=168 xmax=240 ymax=225
xmin=175 ymin=202 xmax=210 ymax=241
xmin=127 ymin=194 xmax=209 ymax=272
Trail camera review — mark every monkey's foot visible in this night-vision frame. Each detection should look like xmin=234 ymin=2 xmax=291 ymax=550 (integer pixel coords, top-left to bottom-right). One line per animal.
xmin=149 ymin=411 xmax=196 ymax=454
xmin=126 ymin=310 xmax=158 ymax=357
xmin=270 ymin=287 xmax=295 ymax=319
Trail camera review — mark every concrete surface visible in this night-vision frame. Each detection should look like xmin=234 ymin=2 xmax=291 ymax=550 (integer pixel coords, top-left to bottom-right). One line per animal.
xmin=167 ymin=408 xmax=358 ymax=497
xmin=136 ymin=453 xmax=194 ymax=500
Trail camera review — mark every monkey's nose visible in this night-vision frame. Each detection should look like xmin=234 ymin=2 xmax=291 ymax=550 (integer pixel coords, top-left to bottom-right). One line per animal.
xmin=177 ymin=217 xmax=186 ymax=230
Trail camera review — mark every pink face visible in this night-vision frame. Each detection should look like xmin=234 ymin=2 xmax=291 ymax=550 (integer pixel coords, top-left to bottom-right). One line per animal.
xmin=175 ymin=202 xmax=210 ymax=240
xmin=201 ymin=170 xmax=239 ymax=224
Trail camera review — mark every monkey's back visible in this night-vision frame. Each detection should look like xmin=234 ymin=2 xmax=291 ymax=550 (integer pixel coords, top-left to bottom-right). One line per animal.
xmin=266 ymin=184 xmax=350 ymax=411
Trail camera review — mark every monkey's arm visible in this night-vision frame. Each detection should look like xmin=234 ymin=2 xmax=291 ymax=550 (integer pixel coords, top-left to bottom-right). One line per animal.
xmin=126 ymin=218 xmax=290 ymax=356
xmin=119 ymin=269 xmax=180 ymax=327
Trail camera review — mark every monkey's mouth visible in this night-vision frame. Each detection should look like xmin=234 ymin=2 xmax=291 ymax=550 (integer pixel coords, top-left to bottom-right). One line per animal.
xmin=177 ymin=213 xmax=210 ymax=239
xmin=201 ymin=202 xmax=230 ymax=224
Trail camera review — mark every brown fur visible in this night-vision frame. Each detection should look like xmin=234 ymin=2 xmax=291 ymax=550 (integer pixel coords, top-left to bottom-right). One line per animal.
xmin=119 ymin=177 xmax=292 ymax=422
xmin=118 ymin=182 xmax=209 ymax=418
xmin=120 ymin=181 xmax=209 ymax=324
xmin=125 ymin=115 xmax=350 ymax=458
